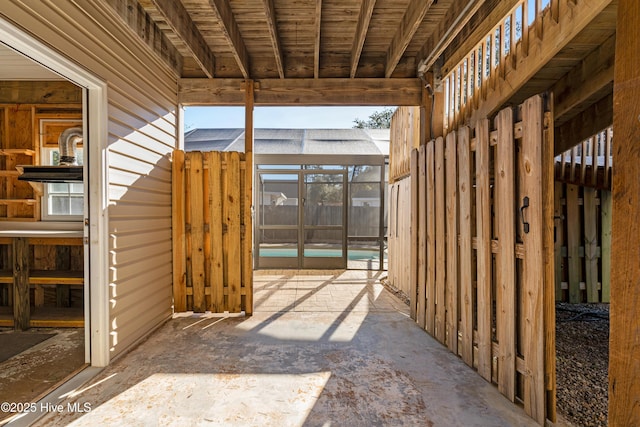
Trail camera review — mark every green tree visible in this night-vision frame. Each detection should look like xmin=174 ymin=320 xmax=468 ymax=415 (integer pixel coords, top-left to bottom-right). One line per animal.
xmin=353 ymin=107 xmax=396 ymax=129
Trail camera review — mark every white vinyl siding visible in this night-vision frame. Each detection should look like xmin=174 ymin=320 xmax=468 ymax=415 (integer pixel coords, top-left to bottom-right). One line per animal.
xmin=2 ymin=1 xmax=177 ymax=360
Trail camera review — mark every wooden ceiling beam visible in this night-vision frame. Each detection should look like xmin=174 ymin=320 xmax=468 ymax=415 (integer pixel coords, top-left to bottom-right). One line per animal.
xmin=416 ymin=0 xmax=486 ymax=75
xmin=314 ymin=0 xmax=322 ymax=78
xmin=553 ymin=33 xmax=615 ymax=125
xmin=350 ymin=0 xmax=377 ymax=78
xmin=104 ymin=0 xmax=183 ymax=76
xmin=208 ymin=0 xmax=251 ymax=79
xmin=261 ymin=0 xmax=285 ymax=78
xmin=385 ymin=0 xmax=434 ymax=78
xmin=554 ymin=92 xmax=612 ymax=155
xmin=148 ymin=0 xmax=214 ymax=78
xmin=179 ymin=78 xmax=422 ymax=106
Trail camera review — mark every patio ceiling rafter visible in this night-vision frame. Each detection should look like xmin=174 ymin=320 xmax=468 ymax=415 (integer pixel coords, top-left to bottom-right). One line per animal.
xmin=207 ymin=0 xmax=250 ymax=79
xmin=385 ymin=0 xmax=435 ymax=78
xmin=103 ymin=0 xmax=183 ymax=76
xmin=350 ymin=0 xmax=377 ymax=78
xmin=148 ymin=0 xmax=215 ymax=78
xmin=260 ymin=0 xmax=285 ymax=79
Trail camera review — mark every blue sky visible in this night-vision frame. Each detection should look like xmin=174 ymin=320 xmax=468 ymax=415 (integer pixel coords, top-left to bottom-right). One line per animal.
xmin=184 ymin=106 xmax=393 ymax=130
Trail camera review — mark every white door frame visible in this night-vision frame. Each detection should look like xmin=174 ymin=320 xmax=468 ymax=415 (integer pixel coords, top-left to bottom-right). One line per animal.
xmin=0 ymin=18 xmax=110 ymax=367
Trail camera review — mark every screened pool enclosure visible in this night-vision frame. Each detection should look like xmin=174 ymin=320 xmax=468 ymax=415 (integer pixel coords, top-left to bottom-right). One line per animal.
xmin=185 ymin=128 xmax=389 ymax=270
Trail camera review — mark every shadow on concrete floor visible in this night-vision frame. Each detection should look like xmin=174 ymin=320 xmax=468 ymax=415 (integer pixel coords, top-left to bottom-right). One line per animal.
xmin=34 ymin=271 xmax=537 ymax=426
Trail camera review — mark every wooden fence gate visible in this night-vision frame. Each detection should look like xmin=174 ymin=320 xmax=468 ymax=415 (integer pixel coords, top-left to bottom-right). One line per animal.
xmin=172 ymin=150 xmax=252 ymax=314
xmin=409 ymin=94 xmax=555 ymax=425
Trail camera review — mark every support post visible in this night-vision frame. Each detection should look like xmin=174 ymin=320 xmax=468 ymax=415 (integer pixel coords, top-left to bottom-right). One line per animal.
xmin=609 ymin=1 xmax=640 ymax=424
xmin=13 ymin=237 xmax=29 ymax=330
xmin=244 ymin=79 xmax=254 ymax=315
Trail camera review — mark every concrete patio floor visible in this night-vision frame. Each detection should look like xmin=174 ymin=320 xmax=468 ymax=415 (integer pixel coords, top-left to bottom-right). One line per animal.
xmin=32 ymin=270 xmax=537 ymax=426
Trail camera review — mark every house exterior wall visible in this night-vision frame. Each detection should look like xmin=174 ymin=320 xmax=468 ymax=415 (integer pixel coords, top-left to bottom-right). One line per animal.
xmin=1 ymin=0 xmax=177 ymax=360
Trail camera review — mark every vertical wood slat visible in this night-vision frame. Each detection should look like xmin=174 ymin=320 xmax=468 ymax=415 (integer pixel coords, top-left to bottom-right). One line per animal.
xmin=521 ymin=95 xmax=545 ymax=424
xmin=190 ymin=152 xmax=206 ymax=313
xmin=409 ymin=148 xmax=419 ymax=320
xmin=445 ymin=131 xmax=458 ymax=354
xmin=225 ymin=152 xmax=242 ymax=313
xmin=600 ymin=190 xmax=612 ymax=303
xmin=583 ymin=188 xmax=599 ymax=302
xmin=417 ymin=145 xmax=427 ymax=328
xmin=243 ymin=152 xmax=253 ymax=315
xmin=172 ymin=150 xmax=186 ymax=312
xmin=13 ymin=237 xmax=29 ymax=331
xmin=208 ymin=152 xmax=224 ymax=313
xmin=589 ymin=137 xmax=597 ymax=188
xmin=566 ymin=184 xmax=581 ymax=303
xmin=203 ymin=154 xmax=212 ymax=310
xmin=580 ymin=139 xmax=588 ymax=184
xmin=425 ymin=139 xmax=436 ymax=335
xmin=554 ymin=182 xmax=564 ymax=301
xmin=458 ymin=126 xmax=473 ymax=366
xmin=435 ymin=136 xmax=446 ymax=344
xmin=604 ymin=128 xmax=612 ymax=188
xmin=543 ymin=107 xmax=556 ymax=423
xmin=495 ymin=106 xmax=516 ymax=401
xmin=475 ymin=119 xmax=492 ymax=381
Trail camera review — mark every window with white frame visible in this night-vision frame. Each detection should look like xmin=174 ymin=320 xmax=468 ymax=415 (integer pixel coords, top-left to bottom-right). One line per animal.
xmin=41 ymin=146 xmax=84 ymax=221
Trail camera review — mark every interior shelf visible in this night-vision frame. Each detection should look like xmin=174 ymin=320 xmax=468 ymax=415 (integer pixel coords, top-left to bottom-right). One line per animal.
xmin=0 ymin=148 xmax=35 ymax=156
xmin=0 ymin=199 xmax=37 ymax=205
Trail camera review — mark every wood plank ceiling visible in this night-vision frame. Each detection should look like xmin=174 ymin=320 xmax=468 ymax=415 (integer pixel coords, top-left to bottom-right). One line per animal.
xmin=133 ymin=0 xmax=455 ymax=79
xmin=108 ymin=0 xmax=616 ymax=124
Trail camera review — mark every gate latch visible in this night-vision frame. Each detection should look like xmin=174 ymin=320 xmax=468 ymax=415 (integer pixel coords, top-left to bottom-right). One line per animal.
xmin=520 ymin=196 xmax=530 ymax=234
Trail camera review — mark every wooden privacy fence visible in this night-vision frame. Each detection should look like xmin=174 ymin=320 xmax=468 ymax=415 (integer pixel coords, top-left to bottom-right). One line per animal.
xmin=387 ymin=177 xmax=411 ymax=297
xmin=554 ymin=183 xmax=611 ymax=303
xmin=172 ymin=150 xmax=252 ymax=314
xmin=553 ymin=127 xmax=613 ymax=303
xmin=555 ymin=126 xmax=613 ymax=189
xmin=406 ymin=94 xmax=555 ymax=425
xmin=389 ymin=106 xmax=420 ymax=182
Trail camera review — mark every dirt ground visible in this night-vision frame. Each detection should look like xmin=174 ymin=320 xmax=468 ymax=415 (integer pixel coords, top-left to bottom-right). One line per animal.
xmin=555 ymin=302 xmax=609 ymax=427
xmin=380 ymin=278 xmax=609 ymax=427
